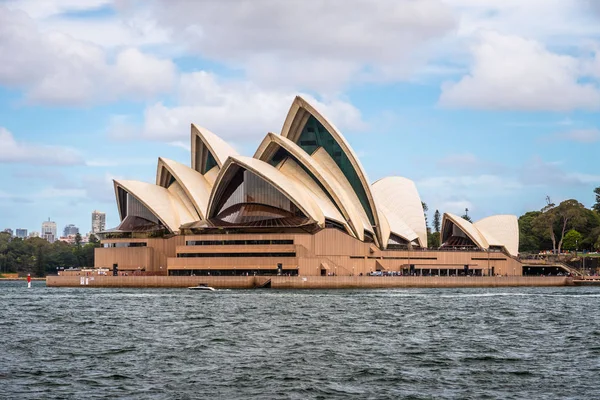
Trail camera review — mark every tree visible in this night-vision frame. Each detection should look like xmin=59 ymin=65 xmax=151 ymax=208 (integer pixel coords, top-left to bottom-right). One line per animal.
xmin=533 ymin=199 xmax=586 ymax=253
xmin=461 ymin=214 xmax=472 ymax=223
xmin=75 ymin=233 xmax=82 ymax=247
xmin=532 ymin=205 xmax=558 ymax=253
xmin=422 ymin=202 xmax=429 ymax=232
xmin=519 ymin=211 xmax=543 ymax=253
xmin=433 ymin=210 xmax=441 ymax=233
xmin=555 ymin=200 xmax=586 ymax=253
xmin=428 ymin=231 xmax=440 ymax=248
xmin=593 ymin=187 xmax=600 ymax=213
xmin=562 ymin=229 xmax=583 ymax=251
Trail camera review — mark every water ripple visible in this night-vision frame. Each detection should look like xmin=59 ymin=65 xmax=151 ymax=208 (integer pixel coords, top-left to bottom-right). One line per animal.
xmin=1 ymin=282 xmax=600 ymax=399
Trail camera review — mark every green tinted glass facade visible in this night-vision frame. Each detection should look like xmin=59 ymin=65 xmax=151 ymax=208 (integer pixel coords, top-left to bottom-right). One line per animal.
xmin=204 ymin=151 xmax=218 ymax=173
xmin=297 ymin=115 xmax=375 ymax=224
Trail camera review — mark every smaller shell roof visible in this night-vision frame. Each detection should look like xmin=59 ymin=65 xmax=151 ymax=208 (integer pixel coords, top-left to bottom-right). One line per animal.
xmin=372 ymin=177 xmax=426 ymax=247
xmin=443 ymin=213 xmax=489 ymax=249
xmin=157 ymin=157 xmax=212 ymax=219
xmin=474 ymin=215 xmax=519 ymax=256
xmin=114 ymin=179 xmax=196 ymax=233
xmin=191 ymin=124 xmax=239 ymax=171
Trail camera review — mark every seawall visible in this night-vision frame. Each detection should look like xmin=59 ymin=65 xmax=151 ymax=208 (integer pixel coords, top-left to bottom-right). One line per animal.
xmin=46 ymin=275 xmax=573 ymax=289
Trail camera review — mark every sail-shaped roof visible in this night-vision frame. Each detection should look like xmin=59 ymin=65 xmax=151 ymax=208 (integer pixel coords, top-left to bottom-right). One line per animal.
xmin=114 ymin=179 xmax=196 ymax=233
xmin=156 ymin=157 xmax=212 ymax=219
xmin=372 ymin=177 xmax=427 ymax=247
xmin=280 ymin=96 xmax=384 ymax=244
xmin=474 ymin=215 xmax=519 ymax=256
xmin=191 ymin=124 xmax=238 ymax=174
xmin=442 ymin=213 xmax=488 ymax=249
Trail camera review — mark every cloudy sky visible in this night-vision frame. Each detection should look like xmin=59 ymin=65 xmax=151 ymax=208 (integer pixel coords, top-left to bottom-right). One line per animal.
xmin=1 ymin=0 xmax=600 ymax=235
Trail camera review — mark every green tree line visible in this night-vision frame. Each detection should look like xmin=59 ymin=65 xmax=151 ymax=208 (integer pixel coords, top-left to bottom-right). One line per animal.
xmin=0 ymin=233 xmax=101 ymax=277
xmin=423 ymin=187 xmax=600 ymax=254
xmin=519 ymin=189 xmax=600 ymax=253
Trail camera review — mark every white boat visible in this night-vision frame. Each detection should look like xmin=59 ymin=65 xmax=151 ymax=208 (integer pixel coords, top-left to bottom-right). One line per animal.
xmin=187 ymin=284 xmax=216 ymax=291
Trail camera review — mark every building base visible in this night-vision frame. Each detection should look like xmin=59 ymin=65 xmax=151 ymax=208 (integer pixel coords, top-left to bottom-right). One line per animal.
xmin=46 ymin=275 xmax=573 ymax=289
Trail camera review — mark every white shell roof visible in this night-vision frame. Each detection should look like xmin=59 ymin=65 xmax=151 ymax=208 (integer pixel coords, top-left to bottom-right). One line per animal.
xmin=278 ymin=158 xmax=348 ymax=229
xmin=156 ymin=157 xmax=212 ymax=219
xmin=114 ymin=179 xmax=196 ymax=233
xmin=475 ymin=215 xmax=519 ymax=256
xmin=191 ymin=124 xmax=239 ymax=171
xmin=443 ymin=213 xmax=489 ymax=249
xmin=372 ymin=177 xmax=426 ymax=247
xmin=311 ymin=147 xmax=374 ymax=236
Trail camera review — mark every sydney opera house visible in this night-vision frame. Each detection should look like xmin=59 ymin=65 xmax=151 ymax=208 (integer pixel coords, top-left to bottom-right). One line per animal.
xmin=95 ymin=96 xmax=523 ymax=276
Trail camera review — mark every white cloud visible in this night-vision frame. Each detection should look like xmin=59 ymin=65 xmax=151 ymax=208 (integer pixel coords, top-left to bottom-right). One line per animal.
xmin=141 ymin=0 xmax=455 ymax=90
xmin=0 ymin=6 xmax=176 ymax=105
xmin=4 ymin=0 xmax=112 ymax=19
xmin=439 ymin=32 xmax=600 ymax=111
xmin=0 ymin=127 xmax=84 ymax=165
xmin=519 ymin=156 xmax=600 ymax=186
xmin=443 ymin=0 xmax=600 ymax=44
xmin=549 ymin=129 xmax=600 ymax=143
xmin=138 ymin=71 xmax=366 ymax=143
xmin=111 ymin=48 xmax=176 ymax=97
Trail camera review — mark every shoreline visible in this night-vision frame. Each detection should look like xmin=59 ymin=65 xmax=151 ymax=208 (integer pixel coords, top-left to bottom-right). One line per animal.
xmin=0 ymin=278 xmax=46 ymax=281
xmin=46 ymin=275 xmax=573 ymax=289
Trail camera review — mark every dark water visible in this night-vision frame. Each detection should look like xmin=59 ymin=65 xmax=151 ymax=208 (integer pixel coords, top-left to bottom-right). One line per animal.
xmin=1 ymin=281 xmax=600 ymax=399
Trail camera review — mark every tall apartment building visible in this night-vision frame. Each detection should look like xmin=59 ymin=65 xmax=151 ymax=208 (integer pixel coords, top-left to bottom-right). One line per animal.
xmin=41 ymin=219 xmax=57 ymax=243
xmin=2 ymin=228 xmax=13 ymax=237
xmin=91 ymin=210 xmax=106 ymax=234
xmin=15 ymin=229 xmax=27 ymax=239
xmin=63 ymin=224 xmax=79 ymax=237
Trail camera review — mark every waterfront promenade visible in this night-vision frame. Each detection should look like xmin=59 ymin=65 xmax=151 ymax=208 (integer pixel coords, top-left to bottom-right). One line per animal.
xmin=47 ymin=275 xmax=572 ymax=289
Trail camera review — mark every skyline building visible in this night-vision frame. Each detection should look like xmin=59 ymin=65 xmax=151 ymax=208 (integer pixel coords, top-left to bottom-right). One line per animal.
xmin=15 ymin=229 xmax=27 ymax=239
xmin=41 ymin=219 xmax=57 ymax=244
xmin=63 ymin=224 xmax=79 ymax=237
xmin=2 ymin=228 xmax=13 ymax=237
xmin=91 ymin=210 xmax=106 ymax=234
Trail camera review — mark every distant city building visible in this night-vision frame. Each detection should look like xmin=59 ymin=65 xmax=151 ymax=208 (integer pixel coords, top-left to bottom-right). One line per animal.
xmin=29 ymin=231 xmax=40 ymax=238
xmin=63 ymin=224 xmax=79 ymax=237
xmin=41 ymin=219 xmax=57 ymax=244
xmin=59 ymin=234 xmax=89 ymax=245
xmin=91 ymin=210 xmax=106 ymax=234
xmin=15 ymin=229 xmax=27 ymax=239
xmin=2 ymin=228 xmax=13 ymax=237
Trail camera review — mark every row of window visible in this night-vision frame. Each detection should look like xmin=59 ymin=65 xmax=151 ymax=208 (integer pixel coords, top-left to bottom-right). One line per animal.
xmin=186 ymin=239 xmax=293 ymax=246
xmin=103 ymin=242 xmax=147 ymax=248
xmin=177 ymin=252 xmax=297 ymax=258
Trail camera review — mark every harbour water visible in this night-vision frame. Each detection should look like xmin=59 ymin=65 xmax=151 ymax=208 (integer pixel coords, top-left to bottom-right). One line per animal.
xmin=1 ymin=281 xmax=599 ymax=399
